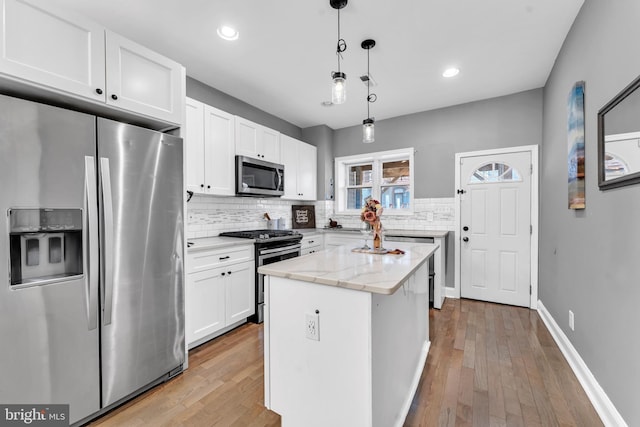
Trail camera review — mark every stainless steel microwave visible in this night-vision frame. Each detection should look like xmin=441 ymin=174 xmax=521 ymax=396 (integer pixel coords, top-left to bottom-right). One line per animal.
xmin=236 ymin=155 xmax=285 ymax=197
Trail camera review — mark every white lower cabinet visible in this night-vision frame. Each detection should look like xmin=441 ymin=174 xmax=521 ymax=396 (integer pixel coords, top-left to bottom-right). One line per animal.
xmin=186 ymin=245 xmax=255 ymax=348
xmin=301 ymin=233 xmax=323 ymax=255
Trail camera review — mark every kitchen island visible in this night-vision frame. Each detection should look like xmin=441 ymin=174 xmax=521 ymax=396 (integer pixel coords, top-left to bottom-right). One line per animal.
xmin=258 ymin=243 xmax=437 ymax=427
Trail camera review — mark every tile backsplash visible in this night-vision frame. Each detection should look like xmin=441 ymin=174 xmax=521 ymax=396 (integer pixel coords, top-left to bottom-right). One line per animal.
xmin=186 ymin=195 xmax=456 ymax=239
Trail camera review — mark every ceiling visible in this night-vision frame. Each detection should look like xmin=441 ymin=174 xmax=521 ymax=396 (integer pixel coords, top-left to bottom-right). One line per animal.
xmin=48 ymin=0 xmax=584 ymax=130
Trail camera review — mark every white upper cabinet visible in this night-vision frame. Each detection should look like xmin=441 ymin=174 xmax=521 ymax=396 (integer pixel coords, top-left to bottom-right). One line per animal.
xmin=105 ymin=30 xmax=184 ymax=125
xmin=185 ymin=98 xmax=206 ymax=193
xmin=203 ymin=104 xmax=235 ymax=195
xmin=235 ymin=116 xmax=281 ymax=163
xmin=0 ymin=0 xmax=185 ymax=125
xmin=0 ymin=0 xmax=106 ymax=102
xmin=185 ymin=97 xmax=235 ymax=195
xmin=281 ymin=134 xmax=317 ymax=200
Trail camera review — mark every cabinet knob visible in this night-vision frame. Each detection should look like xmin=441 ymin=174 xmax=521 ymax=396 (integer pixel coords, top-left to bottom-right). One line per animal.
xmin=207 ymin=185 xmax=211 ymax=189
xmin=111 ymin=94 xmax=118 ymax=100
xmin=200 ymin=184 xmax=205 ymax=188
xmin=221 ymin=272 xmax=226 ymax=276
xmin=96 ymin=88 xmax=103 ymax=95
xmin=228 ymin=271 xmax=232 ymax=275
xmin=219 ymin=256 xmax=230 ymax=260
xmin=463 ymin=237 xmax=469 ymax=242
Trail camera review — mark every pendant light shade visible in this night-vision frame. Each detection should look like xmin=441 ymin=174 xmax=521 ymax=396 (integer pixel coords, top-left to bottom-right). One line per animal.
xmin=363 ymin=118 xmax=375 ymax=143
xmin=330 ymin=0 xmax=347 ymax=104
xmin=361 ymin=39 xmax=376 ymax=143
xmin=332 ymin=71 xmax=346 ymax=105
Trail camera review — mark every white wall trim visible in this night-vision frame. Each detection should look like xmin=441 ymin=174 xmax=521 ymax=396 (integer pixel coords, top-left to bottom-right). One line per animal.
xmin=445 ymin=287 xmax=459 ymax=299
xmin=537 ymin=301 xmax=627 ymax=427
xmin=454 ymin=144 xmax=539 ymax=309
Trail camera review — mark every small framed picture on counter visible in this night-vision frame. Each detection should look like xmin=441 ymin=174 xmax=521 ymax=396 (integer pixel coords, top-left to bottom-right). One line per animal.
xmin=292 ymin=205 xmax=315 ymax=229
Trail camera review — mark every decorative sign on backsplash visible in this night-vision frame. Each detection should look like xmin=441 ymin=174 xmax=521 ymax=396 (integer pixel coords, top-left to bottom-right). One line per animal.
xmin=292 ymin=205 xmax=316 ymax=229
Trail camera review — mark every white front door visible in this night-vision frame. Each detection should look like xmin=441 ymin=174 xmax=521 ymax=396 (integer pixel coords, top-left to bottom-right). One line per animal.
xmin=460 ymin=151 xmax=531 ymax=307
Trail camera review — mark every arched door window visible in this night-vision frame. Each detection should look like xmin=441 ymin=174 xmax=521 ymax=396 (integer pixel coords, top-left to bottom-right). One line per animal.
xmin=469 ymin=162 xmax=522 ymax=184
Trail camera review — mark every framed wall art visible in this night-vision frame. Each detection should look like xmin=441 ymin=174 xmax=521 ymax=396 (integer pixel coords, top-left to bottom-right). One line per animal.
xmin=568 ymin=81 xmax=586 ymax=209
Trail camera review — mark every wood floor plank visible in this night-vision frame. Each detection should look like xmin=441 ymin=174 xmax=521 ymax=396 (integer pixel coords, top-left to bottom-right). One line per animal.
xmin=87 ymin=298 xmax=602 ymax=427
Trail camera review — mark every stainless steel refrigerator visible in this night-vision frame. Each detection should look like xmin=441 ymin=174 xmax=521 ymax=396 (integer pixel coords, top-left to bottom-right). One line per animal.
xmin=0 ymin=94 xmax=184 ymax=425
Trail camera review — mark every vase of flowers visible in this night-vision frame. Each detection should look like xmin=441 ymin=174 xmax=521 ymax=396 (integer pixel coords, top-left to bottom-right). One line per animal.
xmin=360 ymin=196 xmax=383 ymax=250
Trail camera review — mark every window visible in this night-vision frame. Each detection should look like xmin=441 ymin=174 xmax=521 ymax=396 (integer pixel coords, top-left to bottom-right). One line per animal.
xmin=468 ymin=162 xmax=522 ymax=184
xmin=335 ymin=148 xmax=414 ymax=214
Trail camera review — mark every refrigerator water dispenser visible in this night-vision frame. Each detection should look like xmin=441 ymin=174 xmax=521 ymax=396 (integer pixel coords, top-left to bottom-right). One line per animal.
xmin=9 ymin=208 xmax=83 ymax=287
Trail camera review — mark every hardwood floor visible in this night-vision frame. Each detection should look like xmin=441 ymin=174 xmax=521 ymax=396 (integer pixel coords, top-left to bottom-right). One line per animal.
xmin=405 ymin=298 xmax=602 ymax=427
xmin=88 ymin=324 xmax=280 ymax=427
xmin=88 ymin=299 xmax=601 ymax=427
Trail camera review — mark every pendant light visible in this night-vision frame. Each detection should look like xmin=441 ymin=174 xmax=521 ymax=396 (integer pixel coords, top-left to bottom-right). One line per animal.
xmin=330 ymin=0 xmax=348 ymax=104
xmin=362 ymin=39 xmax=376 ymax=143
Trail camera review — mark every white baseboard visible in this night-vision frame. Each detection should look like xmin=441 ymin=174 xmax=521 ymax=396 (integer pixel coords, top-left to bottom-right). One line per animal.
xmin=396 ymin=340 xmax=431 ymax=427
xmin=445 ymin=287 xmax=459 ymax=299
xmin=537 ymin=301 xmax=627 ymax=427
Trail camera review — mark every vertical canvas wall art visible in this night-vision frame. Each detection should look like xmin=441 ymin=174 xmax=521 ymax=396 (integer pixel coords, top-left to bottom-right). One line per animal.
xmin=568 ymin=81 xmax=586 ymax=209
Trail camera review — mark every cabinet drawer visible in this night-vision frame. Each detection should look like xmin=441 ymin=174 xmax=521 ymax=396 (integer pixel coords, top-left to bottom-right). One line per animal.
xmin=189 ymin=245 xmax=254 ymax=273
xmin=301 ymin=234 xmax=322 ymax=250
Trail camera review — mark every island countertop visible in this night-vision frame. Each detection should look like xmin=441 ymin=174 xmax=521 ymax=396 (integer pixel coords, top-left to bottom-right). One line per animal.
xmin=258 ymin=243 xmax=438 ymax=295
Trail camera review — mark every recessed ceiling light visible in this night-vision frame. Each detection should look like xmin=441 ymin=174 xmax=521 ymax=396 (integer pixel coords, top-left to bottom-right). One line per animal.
xmin=442 ymin=67 xmax=460 ymax=78
xmin=217 ymin=25 xmax=239 ymax=41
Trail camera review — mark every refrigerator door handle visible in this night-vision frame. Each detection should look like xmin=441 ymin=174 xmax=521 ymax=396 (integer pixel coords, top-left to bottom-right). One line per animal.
xmin=85 ymin=156 xmax=99 ymax=331
xmin=100 ymin=157 xmax=115 ymax=326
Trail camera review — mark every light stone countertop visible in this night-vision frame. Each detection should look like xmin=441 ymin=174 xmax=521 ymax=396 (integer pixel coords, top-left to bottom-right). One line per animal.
xmin=187 ymin=236 xmax=255 ymax=252
xmin=258 ymin=243 xmax=438 ymax=295
xmin=312 ymin=228 xmax=449 ymax=239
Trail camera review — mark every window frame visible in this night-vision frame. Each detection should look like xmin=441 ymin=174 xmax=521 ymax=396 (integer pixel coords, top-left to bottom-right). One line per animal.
xmin=335 ymin=147 xmax=415 ymax=215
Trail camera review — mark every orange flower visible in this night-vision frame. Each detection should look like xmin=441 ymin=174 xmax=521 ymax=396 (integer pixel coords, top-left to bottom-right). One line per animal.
xmin=363 ymin=210 xmax=376 ymax=223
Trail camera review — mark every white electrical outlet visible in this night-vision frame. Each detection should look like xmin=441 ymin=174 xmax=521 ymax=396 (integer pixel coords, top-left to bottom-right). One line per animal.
xmin=305 ymin=312 xmax=320 ymax=341
xmin=569 ymin=310 xmax=575 ymax=331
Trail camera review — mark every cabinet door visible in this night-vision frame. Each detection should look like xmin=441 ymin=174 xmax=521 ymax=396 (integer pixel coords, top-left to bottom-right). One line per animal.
xmin=225 ymin=261 xmax=255 ymax=325
xmin=186 ymin=268 xmax=226 ymax=346
xmin=280 ymin=135 xmax=300 ymax=199
xmin=298 ymin=142 xmax=317 ymax=200
xmin=105 ymin=30 xmax=185 ymax=125
xmin=235 ymin=116 xmax=260 ymax=158
xmin=261 ymin=127 xmax=281 ymax=163
xmin=185 ymin=97 xmax=206 ymax=193
xmin=0 ymin=0 xmax=106 ymax=102
xmin=204 ymin=105 xmax=235 ymax=195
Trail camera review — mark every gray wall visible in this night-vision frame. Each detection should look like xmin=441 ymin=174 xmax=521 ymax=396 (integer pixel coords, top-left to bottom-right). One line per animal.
xmin=186 ymin=77 xmax=303 ymax=139
xmin=540 ymin=1 xmax=640 ymax=425
xmin=333 ymin=89 xmax=543 ymax=198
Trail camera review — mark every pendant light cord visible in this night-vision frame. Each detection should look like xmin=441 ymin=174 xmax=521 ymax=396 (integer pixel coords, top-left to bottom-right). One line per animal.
xmin=336 ymin=9 xmax=346 ymax=72
xmin=366 ymin=46 xmax=377 ymax=118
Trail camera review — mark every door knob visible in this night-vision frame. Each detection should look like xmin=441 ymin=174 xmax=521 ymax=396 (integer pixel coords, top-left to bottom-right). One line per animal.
xmin=463 ymin=226 xmax=469 ymax=231
xmin=462 ymin=237 xmax=469 ymax=242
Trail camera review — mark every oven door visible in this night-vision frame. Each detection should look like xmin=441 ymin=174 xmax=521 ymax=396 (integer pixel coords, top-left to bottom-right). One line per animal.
xmin=257 ymin=243 xmax=301 ymax=309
